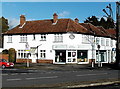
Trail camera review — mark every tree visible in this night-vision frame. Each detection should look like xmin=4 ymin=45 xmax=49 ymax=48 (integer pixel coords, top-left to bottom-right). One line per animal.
xmin=84 ymin=16 xmax=99 ymax=26
xmin=99 ymin=17 xmax=106 ymax=28
xmin=0 ymin=17 xmax=9 ymax=48
xmin=84 ymin=16 xmax=115 ymax=29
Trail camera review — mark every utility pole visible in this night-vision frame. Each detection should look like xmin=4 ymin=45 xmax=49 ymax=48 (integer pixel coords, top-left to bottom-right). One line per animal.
xmin=116 ymin=2 xmax=120 ymax=68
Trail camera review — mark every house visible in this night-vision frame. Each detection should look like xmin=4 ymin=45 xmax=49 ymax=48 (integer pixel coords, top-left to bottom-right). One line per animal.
xmin=3 ymin=13 xmax=116 ymax=64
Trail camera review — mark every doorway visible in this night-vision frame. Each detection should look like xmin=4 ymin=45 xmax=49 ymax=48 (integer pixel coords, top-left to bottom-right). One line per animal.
xmin=66 ymin=50 xmax=77 ymax=63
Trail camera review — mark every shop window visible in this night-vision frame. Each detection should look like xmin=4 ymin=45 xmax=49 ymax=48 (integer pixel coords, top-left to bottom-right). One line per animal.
xmin=77 ymin=50 xmax=88 ymax=62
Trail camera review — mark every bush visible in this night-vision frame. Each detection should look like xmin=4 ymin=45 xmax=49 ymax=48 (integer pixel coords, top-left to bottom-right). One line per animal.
xmin=2 ymin=49 xmax=8 ymax=54
xmin=8 ymin=48 xmax=16 ymax=63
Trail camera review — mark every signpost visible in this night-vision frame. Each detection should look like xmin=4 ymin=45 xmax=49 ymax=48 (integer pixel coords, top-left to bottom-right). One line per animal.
xmin=25 ymin=42 xmax=30 ymax=67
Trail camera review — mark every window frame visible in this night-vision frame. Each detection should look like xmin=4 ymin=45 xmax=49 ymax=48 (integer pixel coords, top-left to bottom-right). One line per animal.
xmin=7 ymin=35 xmax=12 ymax=43
xmin=20 ymin=35 xmax=27 ymax=43
xmin=54 ymin=34 xmax=63 ymax=43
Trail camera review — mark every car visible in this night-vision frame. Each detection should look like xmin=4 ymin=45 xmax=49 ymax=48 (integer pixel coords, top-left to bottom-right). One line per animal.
xmin=0 ymin=59 xmax=14 ymax=69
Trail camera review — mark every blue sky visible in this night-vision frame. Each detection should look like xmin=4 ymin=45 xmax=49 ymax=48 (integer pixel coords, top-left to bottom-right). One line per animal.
xmin=1 ymin=2 xmax=116 ymax=28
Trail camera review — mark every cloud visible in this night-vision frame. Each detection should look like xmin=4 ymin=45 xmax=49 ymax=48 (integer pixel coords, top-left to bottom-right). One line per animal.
xmin=8 ymin=18 xmax=19 ymax=29
xmin=58 ymin=11 xmax=70 ymax=18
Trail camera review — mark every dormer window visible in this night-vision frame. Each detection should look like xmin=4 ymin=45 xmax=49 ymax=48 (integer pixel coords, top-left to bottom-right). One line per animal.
xmin=40 ymin=34 xmax=46 ymax=41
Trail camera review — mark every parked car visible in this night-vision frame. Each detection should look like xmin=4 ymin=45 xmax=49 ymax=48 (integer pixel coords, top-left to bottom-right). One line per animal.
xmin=0 ymin=59 xmax=14 ymax=69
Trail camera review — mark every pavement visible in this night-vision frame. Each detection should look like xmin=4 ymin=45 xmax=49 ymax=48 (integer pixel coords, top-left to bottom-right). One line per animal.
xmin=13 ymin=63 xmax=117 ymax=71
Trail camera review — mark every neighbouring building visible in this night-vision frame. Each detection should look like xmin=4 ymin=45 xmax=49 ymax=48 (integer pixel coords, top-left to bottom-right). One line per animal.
xmin=3 ymin=13 xmax=116 ymax=64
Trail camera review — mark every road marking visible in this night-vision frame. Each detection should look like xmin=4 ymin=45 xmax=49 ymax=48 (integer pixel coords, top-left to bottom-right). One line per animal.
xmin=1 ymin=74 xmax=9 ymax=76
xmin=26 ymin=76 xmax=58 ymax=80
xmin=76 ymin=73 xmax=108 ymax=77
xmin=28 ymin=73 xmax=34 ymax=74
xmin=2 ymin=69 xmax=18 ymax=71
xmin=11 ymin=73 xmax=18 ymax=75
xmin=7 ymin=78 xmax=21 ymax=81
xmin=20 ymin=73 xmax=27 ymax=75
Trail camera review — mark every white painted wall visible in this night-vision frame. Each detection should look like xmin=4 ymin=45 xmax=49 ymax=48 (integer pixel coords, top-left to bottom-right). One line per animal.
xmin=3 ymin=33 xmax=116 ymax=64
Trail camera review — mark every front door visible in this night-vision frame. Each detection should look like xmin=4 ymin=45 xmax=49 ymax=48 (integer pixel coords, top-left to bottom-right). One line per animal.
xmin=66 ymin=50 xmax=77 ymax=63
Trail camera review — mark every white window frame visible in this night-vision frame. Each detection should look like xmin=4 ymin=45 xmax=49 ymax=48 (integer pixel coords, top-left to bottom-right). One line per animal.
xmin=96 ymin=37 xmax=100 ymax=45
xmin=18 ymin=50 xmax=29 ymax=59
xmin=40 ymin=50 xmax=46 ymax=58
xmin=106 ymin=39 xmax=109 ymax=46
xmin=8 ymin=35 xmax=12 ymax=43
xmin=20 ymin=35 xmax=27 ymax=43
xmin=101 ymin=38 xmax=105 ymax=46
xmin=54 ymin=34 xmax=63 ymax=42
xmin=40 ymin=34 xmax=46 ymax=41
xmin=110 ymin=40 xmax=113 ymax=47
xmin=82 ymin=35 xmax=90 ymax=44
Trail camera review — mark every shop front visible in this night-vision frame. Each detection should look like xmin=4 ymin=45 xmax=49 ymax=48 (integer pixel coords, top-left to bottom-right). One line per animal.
xmin=55 ymin=49 xmax=88 ymax=64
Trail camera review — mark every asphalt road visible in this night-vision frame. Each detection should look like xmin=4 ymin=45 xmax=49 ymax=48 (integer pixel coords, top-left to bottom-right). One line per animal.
xmin=1 ymin=68 xmax=119 ymax=88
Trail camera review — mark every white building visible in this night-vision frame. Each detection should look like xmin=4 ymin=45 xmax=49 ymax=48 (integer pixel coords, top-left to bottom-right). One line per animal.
xmin=3 ymin=13 xmax=116 ymax=64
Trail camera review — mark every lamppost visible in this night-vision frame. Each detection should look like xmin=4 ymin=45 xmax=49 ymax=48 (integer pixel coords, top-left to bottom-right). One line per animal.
xmin=97 ymin=44 xmax=101 ymax=67
xmin=37 ymin=44 xmax=42 ymax=60
xmin=116 ymin=2 xmax=120 ymax=68
xmin=103 ymin=3 xmax=113 ymax=21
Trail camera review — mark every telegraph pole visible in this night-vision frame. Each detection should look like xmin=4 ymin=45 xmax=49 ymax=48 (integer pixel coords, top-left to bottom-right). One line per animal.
xmin=116 ymin=2 xmax=120 ymax=68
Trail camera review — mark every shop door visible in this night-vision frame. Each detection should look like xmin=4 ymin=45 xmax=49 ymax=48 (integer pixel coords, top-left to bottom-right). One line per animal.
xmin=67 ymin=50 xmax=77 ymax=63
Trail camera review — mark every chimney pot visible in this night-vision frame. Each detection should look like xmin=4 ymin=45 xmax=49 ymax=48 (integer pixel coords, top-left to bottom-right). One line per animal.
xmin=53 ymin=13 xmax=58 ymax=23
xmin=74 ymin=18 xmax=79 ymax=23
xmin=20 ymin=15 xmax=26 ymax=26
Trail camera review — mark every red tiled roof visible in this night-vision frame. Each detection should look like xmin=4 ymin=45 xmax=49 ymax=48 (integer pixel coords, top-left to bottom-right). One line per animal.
xmin=106 ymin=29 xmax=116 ymax=37
xmin=80 ymin=23 xmax=116 ymax=39
xmin=80 ymin=23 xmax=104 ymax=36
xmin=4 ymin=19 xmax=88 ymax=34
xmin=4 ymin=18 xmax=116 ymax=39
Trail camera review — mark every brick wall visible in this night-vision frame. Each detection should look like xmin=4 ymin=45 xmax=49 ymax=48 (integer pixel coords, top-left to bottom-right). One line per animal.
xmin=37 ymin=59 xmax=53 ymax=63
xmin=16 ymin=59 xmax=32 ymax=63
xmin=0 ymin=54 xmax=9 ymax=61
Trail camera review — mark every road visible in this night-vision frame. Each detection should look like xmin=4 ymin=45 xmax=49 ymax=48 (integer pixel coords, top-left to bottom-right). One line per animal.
xmin=1 ymin=68 xmax=119 ymax=88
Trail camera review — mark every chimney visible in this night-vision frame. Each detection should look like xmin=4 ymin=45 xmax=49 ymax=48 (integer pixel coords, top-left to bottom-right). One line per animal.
xmin=20 ymin=15 xmax=26 ymax=26
xmin=74 ymin=18 xmax=79 ymax=23
xmin=53 ymin=13 xmax=58 ymax=23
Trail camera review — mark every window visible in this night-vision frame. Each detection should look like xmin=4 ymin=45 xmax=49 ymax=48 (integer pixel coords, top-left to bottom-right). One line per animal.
xmin=40 ymin=34 xmax=46 ymax=41
xmin=54 ymin=34 xmax=63 ymax=42
xmin=8 ymin=35 xmax=12 ymax=43
xmin=82 ymin=35 xmax=89 ymax=44
xmin=96 ymin=38 xmax=100 ymax=45
xmin=40 ymin=50 xmax=46 ymax=58
xmin=77 ymin=50 xmax=88 ymax=62
xmin=106 ymin=39 xmax=109 ymax=46
xmin=20 ymin=35 xmax=27 ymax=43
xmin=18 ymin=50 xmax=29 ymax=58
xmin=111 ymin=40 xmax=113 ymax=47
xmin=101 ymin=38 xmax=105 ymax=46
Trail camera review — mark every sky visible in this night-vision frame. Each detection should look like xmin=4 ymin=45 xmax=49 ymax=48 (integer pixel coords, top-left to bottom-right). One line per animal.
xmin=1 ymin=2 xmax=116 ymax=29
